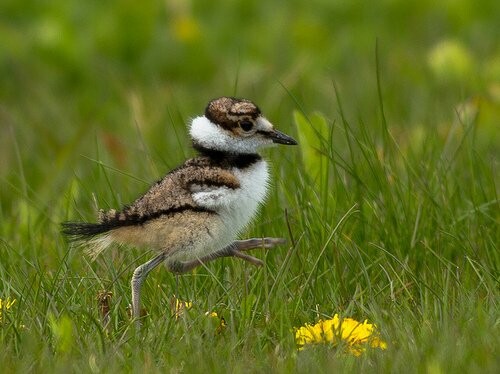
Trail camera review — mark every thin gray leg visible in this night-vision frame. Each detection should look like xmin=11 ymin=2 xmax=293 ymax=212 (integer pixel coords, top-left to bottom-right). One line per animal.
xmin=168 ymin=237 xmax=286 ymax=274
xmin=131 ymin=253 xmax=166 ymax=320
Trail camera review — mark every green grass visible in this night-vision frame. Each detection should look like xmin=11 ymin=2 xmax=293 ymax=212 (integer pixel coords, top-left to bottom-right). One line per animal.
xmin=1 ymin=1 xmax=499 ymax=372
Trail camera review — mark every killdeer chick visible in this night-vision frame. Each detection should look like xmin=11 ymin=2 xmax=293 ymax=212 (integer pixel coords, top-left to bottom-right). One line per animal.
xmin=62 ymin=97 xmax=297 ymax=321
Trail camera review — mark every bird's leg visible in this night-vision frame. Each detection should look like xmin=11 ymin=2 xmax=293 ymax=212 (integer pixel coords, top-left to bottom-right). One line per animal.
xmin=168 ymin=237 xmax=286 ymax=274
xmin=131 ymin=253 xmax=166 ymax=321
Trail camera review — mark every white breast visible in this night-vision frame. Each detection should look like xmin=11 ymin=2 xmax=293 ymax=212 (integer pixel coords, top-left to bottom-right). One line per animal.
xmin=224 ymin=160 xmax=269 ymax=233
xmin=191 ymin=160 xmax=269 ymax=244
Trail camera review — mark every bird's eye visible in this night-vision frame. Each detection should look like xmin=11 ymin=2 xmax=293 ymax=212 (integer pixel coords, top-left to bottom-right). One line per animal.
xmin=239 ymin=120 xmax=253 ymax=132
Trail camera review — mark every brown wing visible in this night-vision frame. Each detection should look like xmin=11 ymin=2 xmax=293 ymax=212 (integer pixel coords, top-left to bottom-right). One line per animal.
xmin=99 ymin=157 xmax=240 ymax=227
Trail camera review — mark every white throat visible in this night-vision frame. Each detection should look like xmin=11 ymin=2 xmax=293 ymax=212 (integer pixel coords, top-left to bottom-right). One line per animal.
xmin=189 ymin=116 xmax=272 ymax=154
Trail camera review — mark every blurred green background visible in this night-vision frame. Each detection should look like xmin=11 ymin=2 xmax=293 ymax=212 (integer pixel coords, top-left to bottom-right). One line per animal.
xmin=2 ymin=0 xmax=499 ymax=205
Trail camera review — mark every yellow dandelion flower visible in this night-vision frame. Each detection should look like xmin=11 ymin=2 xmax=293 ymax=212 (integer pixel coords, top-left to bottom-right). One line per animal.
xmin=170 ymin=296 xmax=193 ymax=320
xmin=295 ymin=314 xmax=387 ymax=356
xmin=207 ymin=311 xmax=218 ymax=318
xmin=205 ymin=311 xmax=226 ymax=335
xmin=0 ymin=297 xmax=16 ymax=323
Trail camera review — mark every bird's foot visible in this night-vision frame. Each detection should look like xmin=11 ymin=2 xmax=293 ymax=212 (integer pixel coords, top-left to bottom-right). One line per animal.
xmin=229 ymin=237 xmax=287 ymax=266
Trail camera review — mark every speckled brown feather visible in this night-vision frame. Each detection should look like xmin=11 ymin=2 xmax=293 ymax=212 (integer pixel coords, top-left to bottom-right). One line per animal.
xmin=99 ymin=155 xmax=242 ymax=226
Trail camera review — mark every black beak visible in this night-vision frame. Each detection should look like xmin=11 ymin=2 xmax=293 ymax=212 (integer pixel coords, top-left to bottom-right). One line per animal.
xmin=267 ymin=129 xmax=298 ymax=145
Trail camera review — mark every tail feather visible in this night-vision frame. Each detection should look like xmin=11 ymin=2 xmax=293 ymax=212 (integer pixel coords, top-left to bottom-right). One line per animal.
xmin=61 ymin=222 xmax=114 ymax=259
xmin=61 ymin=222 xmax=111 ymax=241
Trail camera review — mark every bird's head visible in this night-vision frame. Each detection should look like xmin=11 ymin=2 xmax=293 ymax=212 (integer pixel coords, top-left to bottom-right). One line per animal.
xmin=190 ymin=97 xmax=297 ymax=154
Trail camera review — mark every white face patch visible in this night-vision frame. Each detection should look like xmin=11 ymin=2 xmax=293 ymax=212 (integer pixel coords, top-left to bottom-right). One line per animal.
xmin=190 ymin=116 xmax=275 ymax=154
xmin=255 ymin=117 xmax=274 ymax=132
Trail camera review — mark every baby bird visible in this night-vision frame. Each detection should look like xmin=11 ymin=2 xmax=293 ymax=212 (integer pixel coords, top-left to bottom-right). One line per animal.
xmin=62 ymin=97 xmax=297 ymax=320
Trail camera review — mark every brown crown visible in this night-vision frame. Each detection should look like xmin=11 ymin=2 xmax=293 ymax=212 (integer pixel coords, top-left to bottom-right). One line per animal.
xmin=205 ymin=97 xmax=261 ymax=129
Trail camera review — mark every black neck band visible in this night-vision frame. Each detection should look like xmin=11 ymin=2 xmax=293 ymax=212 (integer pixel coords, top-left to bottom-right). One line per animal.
xmin=192 ymin=142 xmax=262 ymax=168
